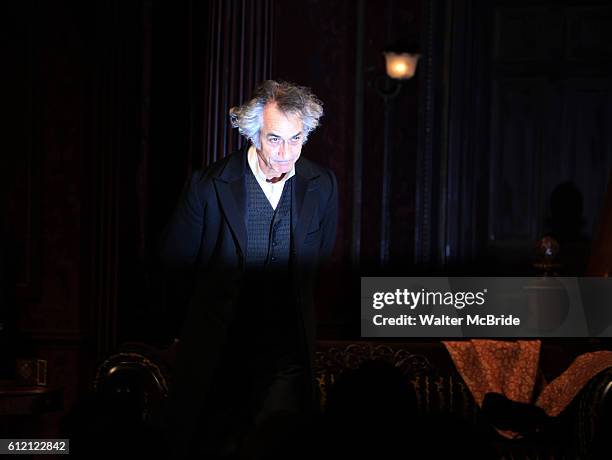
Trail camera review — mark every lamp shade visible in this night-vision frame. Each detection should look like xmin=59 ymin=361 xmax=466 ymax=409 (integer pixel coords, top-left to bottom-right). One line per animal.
xmin=384 ymin=52 xmax=420 ymax=80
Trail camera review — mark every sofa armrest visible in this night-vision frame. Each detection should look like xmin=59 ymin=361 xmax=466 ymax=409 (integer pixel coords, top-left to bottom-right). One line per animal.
xmin=575 ymin=366 xmax=612 ymax=458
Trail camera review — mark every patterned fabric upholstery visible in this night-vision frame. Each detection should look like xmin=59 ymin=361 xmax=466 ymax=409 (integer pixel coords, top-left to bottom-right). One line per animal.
xmin=313 ymin=341 xmax=612 ymax=459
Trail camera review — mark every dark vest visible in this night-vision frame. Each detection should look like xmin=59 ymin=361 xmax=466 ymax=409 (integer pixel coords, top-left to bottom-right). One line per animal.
xmin=244 ymin=169 xmax=292 ymax=272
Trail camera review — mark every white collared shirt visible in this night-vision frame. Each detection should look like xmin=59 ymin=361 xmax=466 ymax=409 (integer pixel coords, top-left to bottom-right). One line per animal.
xmin=247 ymin=145 xmax=295 ymax=210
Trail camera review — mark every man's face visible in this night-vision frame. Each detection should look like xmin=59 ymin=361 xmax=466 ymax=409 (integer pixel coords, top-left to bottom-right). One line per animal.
xmin=256 ymin=102 xmax=304 ymax=179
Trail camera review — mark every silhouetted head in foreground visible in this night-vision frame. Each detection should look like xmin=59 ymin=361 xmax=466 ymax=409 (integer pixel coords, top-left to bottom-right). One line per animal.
xmin=322 ymin=359 xmax=494 ymax=459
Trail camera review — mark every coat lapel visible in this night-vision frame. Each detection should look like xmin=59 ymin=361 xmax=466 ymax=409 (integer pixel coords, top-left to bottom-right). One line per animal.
xmin=293 ymin=158 xmax=320 ymax=258
xmin=213 ymin=146 xmax=248 ymax=258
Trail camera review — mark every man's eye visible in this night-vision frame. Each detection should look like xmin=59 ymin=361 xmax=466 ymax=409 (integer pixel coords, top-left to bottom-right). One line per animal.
xmin=269 ymin=137 xmax=279 ymax=143
xmin=292 ymin=135 xmax=301 ymax=141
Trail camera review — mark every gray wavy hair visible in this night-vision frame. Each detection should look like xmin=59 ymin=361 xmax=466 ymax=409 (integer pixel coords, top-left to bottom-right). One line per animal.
xmin=229 ymin=80 xmax=324 ymax=149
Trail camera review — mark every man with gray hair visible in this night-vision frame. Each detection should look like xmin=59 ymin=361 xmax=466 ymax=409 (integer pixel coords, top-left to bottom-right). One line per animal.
xmin=160 ymin=80 xmax=338 ymax=459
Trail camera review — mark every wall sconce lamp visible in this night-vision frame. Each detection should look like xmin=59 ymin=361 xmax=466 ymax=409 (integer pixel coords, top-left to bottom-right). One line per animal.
xmin=372 ymin=50 xmax=420 ymax=101
xmin=384 ymin=52 xmax=420 ymax=80
xmin=370 ymin=47 xmax=420 ymax=266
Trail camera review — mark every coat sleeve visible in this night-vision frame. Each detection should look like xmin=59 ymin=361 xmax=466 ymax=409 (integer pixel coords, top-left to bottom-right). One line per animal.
xmin=319 ymin=168 xmax=338 ymax=265
xmin=158 ymin=170 xmax=207 ymax=269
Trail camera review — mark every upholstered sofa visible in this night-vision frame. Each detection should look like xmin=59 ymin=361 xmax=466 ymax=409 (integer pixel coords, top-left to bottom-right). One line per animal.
xmin=91 ymin=340 xmax=612 ymax=459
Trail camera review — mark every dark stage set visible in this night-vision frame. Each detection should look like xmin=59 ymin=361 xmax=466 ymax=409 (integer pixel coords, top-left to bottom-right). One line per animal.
xmin=2 ymin=0 xmax=612 ymax=458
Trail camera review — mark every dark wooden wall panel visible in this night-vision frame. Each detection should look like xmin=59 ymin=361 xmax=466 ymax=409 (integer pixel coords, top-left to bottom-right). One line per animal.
xmin=566 ymin=7 xmax=612 ymax=60
xmin=8 ymin=1 xmax=85 ymax=341
xmin=2 ymin=0 xmax=93 ymax=439
xmin=491 ymin=78 xmax=547 ymax=240
xmin=488 ymin=3 xmax=612 ymax=274
xmin=494 ymin=7 xmax=564 ymax=61
xmin=3 ymin=2 xmax=41 ymax=302
xmin=424 ymin=0 xmax=612 ymax=275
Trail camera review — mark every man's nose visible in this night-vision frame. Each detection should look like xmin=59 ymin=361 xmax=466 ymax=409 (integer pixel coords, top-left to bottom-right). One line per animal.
xmin=278 ymin=140 xmax=287 ymax=157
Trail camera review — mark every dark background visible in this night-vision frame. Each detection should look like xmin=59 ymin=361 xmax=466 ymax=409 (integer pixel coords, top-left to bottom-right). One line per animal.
xmin=2 ymin=0 xmax=612 ymax=439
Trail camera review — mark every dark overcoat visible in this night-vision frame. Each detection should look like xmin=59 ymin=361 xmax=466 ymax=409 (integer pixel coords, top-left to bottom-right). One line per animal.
xmin=158 ymin=144 xmax=338 ymax=458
